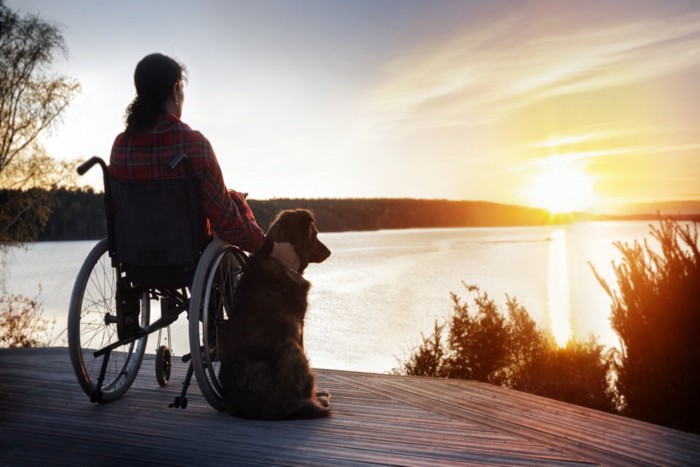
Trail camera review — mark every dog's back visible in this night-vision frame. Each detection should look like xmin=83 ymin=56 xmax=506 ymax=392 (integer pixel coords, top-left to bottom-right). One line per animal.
xmin=219 ymin=210 xmax=331 ymax=420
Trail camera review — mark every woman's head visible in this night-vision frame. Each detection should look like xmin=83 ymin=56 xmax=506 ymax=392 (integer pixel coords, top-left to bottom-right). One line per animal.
xmin=125 ymin=53 xmax=186 ymax=133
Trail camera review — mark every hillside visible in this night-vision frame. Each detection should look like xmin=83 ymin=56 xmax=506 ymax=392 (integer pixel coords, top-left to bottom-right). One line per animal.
xmin=610 ymin=200 xmax=700 ymax=216
xmin=27 ymin=188 xmax=699 ymax=241
xmin=35 ymin=188 xmax=554 ymax=241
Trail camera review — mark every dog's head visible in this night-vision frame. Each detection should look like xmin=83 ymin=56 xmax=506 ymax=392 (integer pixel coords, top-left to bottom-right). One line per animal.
xmin=266 ymin=209 xmax=331 ymax=274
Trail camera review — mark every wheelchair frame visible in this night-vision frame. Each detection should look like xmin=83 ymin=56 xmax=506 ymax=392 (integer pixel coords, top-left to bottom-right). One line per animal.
xmin=67 ymin=155 xmax=246 ymax=411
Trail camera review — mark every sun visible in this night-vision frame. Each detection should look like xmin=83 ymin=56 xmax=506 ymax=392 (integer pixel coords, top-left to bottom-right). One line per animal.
xmin=528 ymin=158 xmax=596 ymax=214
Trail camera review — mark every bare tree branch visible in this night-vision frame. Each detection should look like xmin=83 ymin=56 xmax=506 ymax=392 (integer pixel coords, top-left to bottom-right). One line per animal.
xmin=0 ymin=2 xmax=80 ymax=248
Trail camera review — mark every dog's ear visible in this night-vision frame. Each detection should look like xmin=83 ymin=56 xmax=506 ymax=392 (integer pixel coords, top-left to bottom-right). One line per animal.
xmin=296 ymin=210 xmax=315 ymax=240
xmin=265 ymin=217 xmax=285 ymax=243
xmin=266 ymin=210 xmax=310 ymax=244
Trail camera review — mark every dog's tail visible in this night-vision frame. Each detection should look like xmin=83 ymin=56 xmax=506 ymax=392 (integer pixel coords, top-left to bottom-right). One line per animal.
xmin=286 ymin=398 xmax=331 ymax=419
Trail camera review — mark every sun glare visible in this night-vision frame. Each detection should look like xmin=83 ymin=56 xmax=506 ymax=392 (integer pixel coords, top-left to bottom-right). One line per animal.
xmin=529 ymin=158 xmax=596 ymax=214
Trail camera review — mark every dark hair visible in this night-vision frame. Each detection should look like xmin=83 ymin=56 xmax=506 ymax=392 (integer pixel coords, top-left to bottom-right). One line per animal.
xmin=124 ymin=53 xmax=186 ymax=134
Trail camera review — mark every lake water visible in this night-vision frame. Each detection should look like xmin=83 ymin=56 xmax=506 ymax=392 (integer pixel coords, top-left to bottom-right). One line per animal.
xmin=3 ymin=221 xmax=662 ymax=373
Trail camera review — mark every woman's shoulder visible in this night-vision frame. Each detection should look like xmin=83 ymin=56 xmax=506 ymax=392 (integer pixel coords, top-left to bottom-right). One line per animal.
xmin=167 ymin=115 xmax=211 ymax=143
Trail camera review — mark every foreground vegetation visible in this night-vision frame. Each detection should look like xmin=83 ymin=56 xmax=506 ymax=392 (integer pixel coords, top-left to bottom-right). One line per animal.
xmin=393 ymin=285 xmax=615 ymax=414
xmin=0 ymin=293 xmax=54 ymax=348
xmin=0 ymin=2 xmax=78 ymax=350
xmin=397 ymin=218 xmax=699 ymax=434
xmin=594 ymin=218 xmax=700 ymax=433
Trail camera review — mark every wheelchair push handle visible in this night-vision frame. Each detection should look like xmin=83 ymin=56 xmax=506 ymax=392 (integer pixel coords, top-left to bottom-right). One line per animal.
xmin=167 ymin=153 xmax=188 ymax=172
xmin=78 ymin=154 xmax=188 ymax=177
xmin=77 ymin=156 xmax=108 ymax=176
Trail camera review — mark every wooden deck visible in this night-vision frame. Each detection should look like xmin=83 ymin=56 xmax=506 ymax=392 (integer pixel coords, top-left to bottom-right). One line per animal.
xmin=1 ymin=348 xmax=698 ymax=466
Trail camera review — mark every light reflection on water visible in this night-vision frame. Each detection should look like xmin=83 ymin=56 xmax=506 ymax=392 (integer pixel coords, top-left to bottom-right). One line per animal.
xmin=4 ymin=221 xmax=658 ymax=373
xmin=548 ymin=228 xmax=571 ymax=347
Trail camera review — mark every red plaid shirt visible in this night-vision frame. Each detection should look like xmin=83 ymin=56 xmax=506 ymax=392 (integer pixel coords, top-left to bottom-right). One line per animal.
xmin=110 ymin=114 xmax=266 ymax=253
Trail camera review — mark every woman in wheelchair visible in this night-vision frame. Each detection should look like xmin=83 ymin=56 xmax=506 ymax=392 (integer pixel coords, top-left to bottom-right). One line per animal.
xmin=112 ymin=52 xmax=298 ymax=270
xmin=68 ymin=53 xmax=298 ymax=410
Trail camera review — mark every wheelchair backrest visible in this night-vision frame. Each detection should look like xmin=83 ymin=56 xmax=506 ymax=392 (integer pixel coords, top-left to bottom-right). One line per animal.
xmin=109 ymin=172 xmax=210 ymax=288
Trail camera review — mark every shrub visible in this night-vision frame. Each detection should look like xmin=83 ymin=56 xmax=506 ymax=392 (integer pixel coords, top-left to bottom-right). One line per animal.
xmin=397 ymin=321 xmax=449 ymax=378
xmin=593 ymin=218 xmax=700 ymax=432
xmin=395 ymin=284 xmax=615 ymax=413
xmin=517 ymin=339 xmax=615 ymax=413
xmin=0 ymin=293 xmax=55 ymax=348
xmin=444 ymin=286 xmax=509 ymax=383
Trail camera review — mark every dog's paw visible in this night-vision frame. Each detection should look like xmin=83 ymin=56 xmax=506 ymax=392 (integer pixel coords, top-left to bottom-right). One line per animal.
xmin=316 ymin=390 xmax=331 ymax=408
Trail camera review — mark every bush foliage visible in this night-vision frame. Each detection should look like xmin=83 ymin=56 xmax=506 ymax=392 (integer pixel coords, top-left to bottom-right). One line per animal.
xmin=0 ymin=293 xmax=54 ymax=348
xmin=399 ymin=218 xmax=700 ymax=432
xmin=395 ymin=284 xmax=615 ymax=413
xmin=593 ymin=218 xmax=700 ymax=432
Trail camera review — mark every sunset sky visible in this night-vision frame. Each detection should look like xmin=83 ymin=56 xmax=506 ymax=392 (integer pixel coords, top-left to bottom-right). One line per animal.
xmin=8 ymin=0 xmax=700 ymax=213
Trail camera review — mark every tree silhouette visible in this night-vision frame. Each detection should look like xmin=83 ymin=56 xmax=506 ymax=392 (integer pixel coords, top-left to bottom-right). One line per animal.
xmin=0 ymin=0 xmax=80 ymax=250
xmin=0 ymin=1 xmax=79 ymax=348
xmin=593 ymin=218 xmax=700 ymax=432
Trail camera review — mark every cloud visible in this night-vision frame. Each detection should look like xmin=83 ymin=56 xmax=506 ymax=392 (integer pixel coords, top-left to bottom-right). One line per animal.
xmin=364 ymin=9 xmax=700 ymax=131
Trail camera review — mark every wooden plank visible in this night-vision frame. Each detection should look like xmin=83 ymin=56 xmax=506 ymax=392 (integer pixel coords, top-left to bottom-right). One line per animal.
xmin=1 ymin=348 xmax=698 ymax=466
xmin=327 ymin=371 xmax=700 ymax=466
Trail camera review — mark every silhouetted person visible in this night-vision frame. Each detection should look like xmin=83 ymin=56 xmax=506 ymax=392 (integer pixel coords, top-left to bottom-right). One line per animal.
xmin=110 ymin=52 xmax=298 ymax=269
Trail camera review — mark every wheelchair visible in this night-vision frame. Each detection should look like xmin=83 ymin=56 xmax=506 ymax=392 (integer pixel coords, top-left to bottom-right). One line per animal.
xmin=67 ymin=154 xmax=246 ymax=411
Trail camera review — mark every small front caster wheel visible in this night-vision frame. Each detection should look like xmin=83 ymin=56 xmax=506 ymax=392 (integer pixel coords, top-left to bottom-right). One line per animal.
xmin=155 ymin=345 xmax=172 ymax=387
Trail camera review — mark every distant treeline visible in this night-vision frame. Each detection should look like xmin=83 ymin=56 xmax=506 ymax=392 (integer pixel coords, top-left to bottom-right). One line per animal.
xmin=248 ymin=198 xmax=553 ymax=232
xmin=39 ymin=188 xmax=107 ymax=240
xmin=32 ymin=188 xmax=560 ymax=241
xmin=30 ymin=187 xmax=693 ymax=241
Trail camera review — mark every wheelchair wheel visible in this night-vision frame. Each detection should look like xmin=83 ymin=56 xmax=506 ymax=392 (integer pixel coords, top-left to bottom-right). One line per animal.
xmin=189 ymin=239 xmax=246 ymax=411
xmin=155 ymin=345 xmax=171 ymax=387
xmin=68 ymin=238 xmax=150 ymax=402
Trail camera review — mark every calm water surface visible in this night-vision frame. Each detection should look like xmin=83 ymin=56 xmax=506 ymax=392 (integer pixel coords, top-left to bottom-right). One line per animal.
xmin=4 ymin=221 xmax=659 ymax=373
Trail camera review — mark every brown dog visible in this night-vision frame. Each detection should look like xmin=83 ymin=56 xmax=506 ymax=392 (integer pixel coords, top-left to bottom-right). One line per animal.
xmin=219 ymin=209 xmax=332 ymax=420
